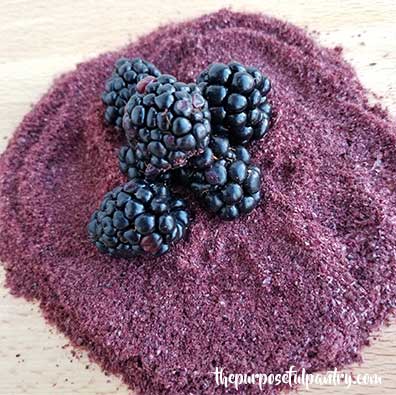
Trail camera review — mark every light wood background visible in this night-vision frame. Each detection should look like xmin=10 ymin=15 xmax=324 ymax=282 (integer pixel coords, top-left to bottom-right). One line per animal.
xmin=0 ymin=1 xmax=395 ymax=394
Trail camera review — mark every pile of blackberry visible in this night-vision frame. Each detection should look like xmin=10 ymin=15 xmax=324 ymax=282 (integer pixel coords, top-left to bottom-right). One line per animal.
xmin=89 ymin=58 xmax=272 ymax=258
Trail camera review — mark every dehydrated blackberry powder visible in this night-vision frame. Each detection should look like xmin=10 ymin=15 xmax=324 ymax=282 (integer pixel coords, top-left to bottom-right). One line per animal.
xmin=0 ymin=9 xmax=395 ymax=395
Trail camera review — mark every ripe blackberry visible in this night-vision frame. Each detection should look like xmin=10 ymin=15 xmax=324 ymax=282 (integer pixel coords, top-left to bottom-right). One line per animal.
xmin=102 ymin=58 xmax=161 ymax=128
xmin=87 ymin=179 xmax=189 ymax=257
xmin=118 ymin=145 xmax=171 ymax=182
xmin=122 ymin=74 xmax=211 ymax=179
xmin=196 ymin=61 xmax=272 ymax=145
xmin=178 ymin=136 xmax=261 ymax=220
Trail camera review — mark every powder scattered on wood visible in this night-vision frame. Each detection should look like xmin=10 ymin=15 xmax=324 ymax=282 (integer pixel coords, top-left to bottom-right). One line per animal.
xmin=0 ymin=9 xmax=395 ymax=395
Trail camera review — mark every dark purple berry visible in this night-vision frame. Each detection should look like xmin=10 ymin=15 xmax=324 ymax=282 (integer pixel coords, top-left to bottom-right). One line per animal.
xmin=123 ymin=77 xmax=211 ymax=179
xmin=197 ymin=61 xmax=272 ymax=144
xmin=102 ymin=58 xmax=161 ymax=128
xmin=88 ymin=180 xmax=190 ymax=257
xmin=175 ymin=136 xmax=262 ymax=220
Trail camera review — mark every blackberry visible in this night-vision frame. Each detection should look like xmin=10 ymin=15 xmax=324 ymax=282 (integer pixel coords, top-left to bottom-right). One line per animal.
xmin=178 ymin=136 xmax=261 ymax=220
xmin=122 ymin=74 xmax=211 ymax=179
xmin=196 ymin=61 xmax=272 ymax=145
xmin=88 ymin=179 xmax=189 ymax=257
xmin=102 ymin=58 xmax=161 ymax=128
xmin=118 ymin=145 xmax=171 ymax=182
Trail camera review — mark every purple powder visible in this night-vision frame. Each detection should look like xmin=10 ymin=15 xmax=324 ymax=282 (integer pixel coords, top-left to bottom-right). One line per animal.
xmin=0 ymin=9 xmax=395 ymax=395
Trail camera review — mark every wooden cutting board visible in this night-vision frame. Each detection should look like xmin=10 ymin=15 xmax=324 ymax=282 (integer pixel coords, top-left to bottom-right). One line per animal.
xmin=0 ymin=1 xmax=395 ymax=394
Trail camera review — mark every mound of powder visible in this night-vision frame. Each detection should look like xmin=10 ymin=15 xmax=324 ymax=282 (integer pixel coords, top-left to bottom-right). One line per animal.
xmin=1 ymin=9 xmax=396 ymax=395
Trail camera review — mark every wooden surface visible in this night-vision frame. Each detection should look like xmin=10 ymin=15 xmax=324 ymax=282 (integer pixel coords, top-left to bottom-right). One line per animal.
xmin=0 ymin=1 xmax=395 ymax=394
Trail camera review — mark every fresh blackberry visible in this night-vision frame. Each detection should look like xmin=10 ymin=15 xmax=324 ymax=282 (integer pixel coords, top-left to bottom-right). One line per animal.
xmin=102 ymin=58 xmax=161 ymax=128
xmin=118 ymin=145 xmax=171 ymax=182
xmin=122 ymin=74 xmax=211 ymax=179
xmin=118 ymin=145 xmax=142 ymax=180
xmin=196 ymin=61 xmax=272 ymax=145
xmin=178 ymin=136 xmax=261 ymax=220
xmin=87 ymin=179 xmax=189 ymax=257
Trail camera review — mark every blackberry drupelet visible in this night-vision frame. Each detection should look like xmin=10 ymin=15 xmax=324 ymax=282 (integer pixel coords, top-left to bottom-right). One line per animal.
xmin=196 ymin=61 xmax=272 ymax=145
xmin=122 ymin=74 xmax=211 ymax=179
xmin=118 ymin=145 xmax=171 ymax=182
xmin=178 ymin=136 xmax=261 ymax=220
xmin=88 ymin=179 xmax=189 ymax=257
xmin=102 ymin=58 xmax=161 ymax=128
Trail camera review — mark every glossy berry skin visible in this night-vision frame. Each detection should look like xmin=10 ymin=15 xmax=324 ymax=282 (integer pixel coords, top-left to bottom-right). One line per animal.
xmin=102 ymin=58 xmax=161 ymax=128
xmin=177 ymin=136 xmax=261 ymax=220
xmin=118 ymin=145 xmax=171 ymax=183
xmin=123 ymin=75 xmax=211 ymax=179
xmin=88 ymin=179 xmax=189 ymax=257
xmin=197 ymin=61 xmax=272 ymax=145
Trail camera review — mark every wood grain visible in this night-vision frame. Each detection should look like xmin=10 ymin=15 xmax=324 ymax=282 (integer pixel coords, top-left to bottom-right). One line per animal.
xmin=0 ymin=1 xmax=395 ymax=394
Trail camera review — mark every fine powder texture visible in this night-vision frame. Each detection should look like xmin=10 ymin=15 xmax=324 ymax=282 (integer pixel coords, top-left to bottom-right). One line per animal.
xmin=1 ymin=9 xmax=396 ymax=395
